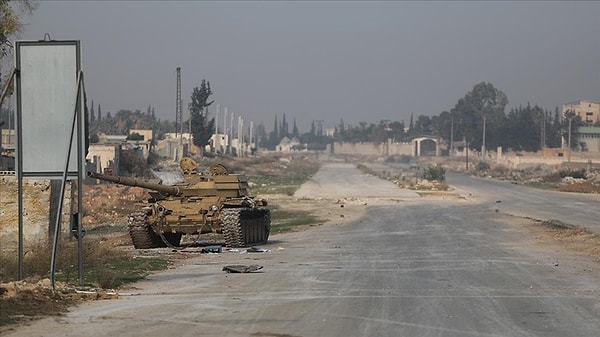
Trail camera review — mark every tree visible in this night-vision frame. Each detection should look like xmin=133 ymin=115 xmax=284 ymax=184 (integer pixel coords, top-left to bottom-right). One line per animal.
xmin=452 ymin=82 xmax=508 ymax=151
xmin=189 ymin=79 xmax=215 ymax=151
xmin=562 ymin=109 xmax=583 ymax=150
xmin=546 ymin=107 xmax=562 ymax=148
xmin=388 ymin=121 xmax=406 ymax=141
xmin=90 ymin=99 xmax=95 ymax=123
xmin=504 ymin=104 xmax=545 ymax=151
xmin=1 ymin=0 xmax=37 ymax=110
xmin=415 ymin=115 xmax=432 ymax=135
xmin=273 ymin=115 xmax=279 ymax=139
xmin=1 ymin=1 xmax=37 ymax=59
xmin=292 ymin=117 xmax=299 ymax=137
xmin=281 ymin=113 xmax=288 ymax=138
xmin=434 ymin=111 xmax=452 ymax=143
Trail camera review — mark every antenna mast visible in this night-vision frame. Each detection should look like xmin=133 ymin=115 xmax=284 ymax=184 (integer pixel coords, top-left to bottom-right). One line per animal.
xmin=176 ymin=67 xmax=182 ymax=145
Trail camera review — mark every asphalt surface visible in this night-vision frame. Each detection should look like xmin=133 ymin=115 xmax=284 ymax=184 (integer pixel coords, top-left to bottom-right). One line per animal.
xmin=6 ymin=163 xmax=600 ymax=337
xmin=447 ymin=172 xmax=600 ymax=234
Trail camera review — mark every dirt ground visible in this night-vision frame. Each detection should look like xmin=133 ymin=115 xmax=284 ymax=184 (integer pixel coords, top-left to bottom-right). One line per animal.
xmin=1 ymin=153 xmax=599 ymax=330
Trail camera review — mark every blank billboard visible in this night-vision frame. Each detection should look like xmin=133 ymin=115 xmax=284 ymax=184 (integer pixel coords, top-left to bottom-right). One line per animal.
xmin=15 ymin=40 xmax=83 ymax=178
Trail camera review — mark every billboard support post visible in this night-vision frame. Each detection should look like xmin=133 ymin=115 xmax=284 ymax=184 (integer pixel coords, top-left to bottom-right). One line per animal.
xmin=15 ymin=40 xmax=84 ymax=283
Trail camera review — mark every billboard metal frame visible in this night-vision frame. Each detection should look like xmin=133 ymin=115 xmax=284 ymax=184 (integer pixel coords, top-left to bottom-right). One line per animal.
xmin=14 ymin=40 xmax=85 ymax=283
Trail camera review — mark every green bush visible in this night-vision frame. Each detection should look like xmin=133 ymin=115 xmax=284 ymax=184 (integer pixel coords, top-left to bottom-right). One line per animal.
xmin=559 ymin=169 xmax=586 ymax=179
xmin=475 ymin=161 xmax=490 ymax=171
xmin=422 ymin=165 xmax=446 ymax=182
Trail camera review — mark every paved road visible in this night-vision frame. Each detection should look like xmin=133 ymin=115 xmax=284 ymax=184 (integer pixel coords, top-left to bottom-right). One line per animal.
xmin=294 ymin=162 xmax=419 ymax=199
xmin=447 ymin=172 xmax=600 ymax=234
xmin=6 ymin=163 xmax=600 ymax=337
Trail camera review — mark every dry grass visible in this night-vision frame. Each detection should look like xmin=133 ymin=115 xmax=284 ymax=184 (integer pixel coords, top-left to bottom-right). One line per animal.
xmin=0 ymin=236 xmax=167 ymax=287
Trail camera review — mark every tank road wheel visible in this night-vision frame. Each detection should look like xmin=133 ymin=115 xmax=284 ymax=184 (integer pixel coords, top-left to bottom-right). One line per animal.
xmin=222 ymin=208 xmax=244 ymax=248
xmin=222 ymin=208 xmax=271 ymax=248
xmin=128 ymin=211 xmax=163 ymax=249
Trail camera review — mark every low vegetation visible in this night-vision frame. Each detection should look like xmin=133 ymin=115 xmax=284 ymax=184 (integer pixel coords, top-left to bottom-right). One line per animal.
xmin=0 ymin=237 xmax=168 ymax=327
xmin=248 ymin=158 xmax=320 ymax=196
xmin=0 ymin=238 xmax=168 ymax=287
xmin=357 ymin=161 xmax=450 ymax=191
xmin=268 ymin=205 xmax=320 ymax=234
xmin=422 ymin=165 xmax=446 ymax=182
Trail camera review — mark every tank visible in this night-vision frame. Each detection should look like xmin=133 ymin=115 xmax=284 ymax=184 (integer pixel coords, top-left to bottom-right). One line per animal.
xmin=87 ymin=158 xmax=270 ymax=249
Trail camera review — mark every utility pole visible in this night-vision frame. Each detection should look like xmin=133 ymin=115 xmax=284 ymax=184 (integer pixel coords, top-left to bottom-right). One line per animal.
xmin=450 ymin=114 xmax=454 ymax=156
xmin=541 ymin=110 xmax=546 ymax=150
xmin=568 ymin=115 xmax=572 ymax=163
xmin=238 ymin=116 xmax=243 ymax=157
xmin=229 ymin=110 xmax=234 ymax=155
xmin=465 ymin=138 xmax=469 ymax=170
xmin=223 ymin=106 xmax=228 ymax=153
xmin=215 ymin=104 xmax=219 ymax=153
xmin=176 ymin=67 xmax=182 ymax=148
xmin=249 ymin=121 xmax=254 ymax=155
xmin=565 ymin=109 xmax=575 ymax=163
xmin=481 ymin=115 xmax=486 ymax=159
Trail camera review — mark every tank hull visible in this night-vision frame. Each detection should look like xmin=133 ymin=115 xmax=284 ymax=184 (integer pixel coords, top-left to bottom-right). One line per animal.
xmin=89 ymin=160 xmax=271 ymax=249
xmin=127 ymin=207 xmax=270 ymax=249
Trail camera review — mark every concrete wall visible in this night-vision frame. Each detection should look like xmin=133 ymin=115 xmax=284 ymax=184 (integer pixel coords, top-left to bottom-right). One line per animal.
xmin=86 ymin=144 xmax=119 ymax=173
xmin=494 ymin=150 xmax=600 ymax=169
xmin=579 ymin=133 xmax=600 ymax=153
xmin=1 ymin=129 xmax=15 ymax=148
xmin=333 ymin=141 xmax=413 ymax=156
xmin=129 ymin=129 xmax=153 ymax=141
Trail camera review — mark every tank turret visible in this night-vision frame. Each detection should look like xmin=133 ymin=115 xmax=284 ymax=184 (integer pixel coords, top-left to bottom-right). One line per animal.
xmin=86 ymin=158 xmax=270 ymax=249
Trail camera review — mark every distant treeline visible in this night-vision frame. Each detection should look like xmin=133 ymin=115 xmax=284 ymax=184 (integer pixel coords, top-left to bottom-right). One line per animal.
xmin=3 ymin=82 xmax=588 ymax=153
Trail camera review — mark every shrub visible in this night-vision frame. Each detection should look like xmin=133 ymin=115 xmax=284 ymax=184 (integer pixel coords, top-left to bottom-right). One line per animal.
xmin=475 ymin=161 xmax=490 ymax=171
xmin=559 ymin=169 xmax=586 ymax=179
xmin=422 ymin=165 xmax=446 ymax=182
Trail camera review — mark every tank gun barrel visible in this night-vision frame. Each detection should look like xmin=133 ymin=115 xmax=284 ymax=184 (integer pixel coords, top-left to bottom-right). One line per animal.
xmin=87 ymin=171 xmax=182 ymax=196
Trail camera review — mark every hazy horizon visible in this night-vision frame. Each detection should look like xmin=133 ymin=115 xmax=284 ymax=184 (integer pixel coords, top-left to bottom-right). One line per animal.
xmin=18 ymin=1 xmax=600 ymax=132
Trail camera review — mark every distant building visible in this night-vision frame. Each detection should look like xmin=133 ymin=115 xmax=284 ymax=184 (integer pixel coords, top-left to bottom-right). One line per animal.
xmin=87 ymin=144 xmax=120 ymax=174
xmin=127 ymin=129 xmax=153 ymax=158
xmin=276 ymin=136 xmax=303 ymax=152
xmin=87 ymin=129 xmax=154 ymax=175
xmin=1 ymin=129 xmax=16 ymax=170
xmin=576 ymin=126 xmax=600 ymax=152
xmin=154 ymin=133 xmax=192 ymax=159
xmin=129 ymin=129 xmax=153 ymax=142
xmin=209 ymin=133 xmax=229 ymax=153
xmin=562 ymin=100 xmax=600 ymax=125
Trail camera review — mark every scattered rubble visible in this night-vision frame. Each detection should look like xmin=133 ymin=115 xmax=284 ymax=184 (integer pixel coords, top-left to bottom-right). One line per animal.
xmin=222 ymin=265 xmax=264 ymax=273
xmin=0 ymin=278 xmax=119 ymax=302
xmin=0 ymin=278 xmax=119 ymax=328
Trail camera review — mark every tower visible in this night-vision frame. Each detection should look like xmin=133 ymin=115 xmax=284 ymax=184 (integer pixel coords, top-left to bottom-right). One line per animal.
xmin=176 ymin=67 xmax=182 ymax=143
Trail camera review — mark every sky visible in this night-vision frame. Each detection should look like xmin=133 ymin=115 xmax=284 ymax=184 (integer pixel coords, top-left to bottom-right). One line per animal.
xmin=17 ymin=1 xmax=600 ymax=132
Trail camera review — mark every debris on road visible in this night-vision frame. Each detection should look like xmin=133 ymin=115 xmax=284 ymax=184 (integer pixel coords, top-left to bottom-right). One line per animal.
xmin=201 ymin=245 xmax=222 ymax=254
xmin=222 ymin=265 xmax=264 ymax=273
xmin=246 ymin=247 xmax=270 ymax=253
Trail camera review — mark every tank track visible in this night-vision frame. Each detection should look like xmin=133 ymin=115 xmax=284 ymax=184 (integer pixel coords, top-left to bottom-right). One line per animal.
xmin=222 ymin=207 xmax=271 ymax=248
xmin=128 ymin=211 xmax=181 ymax=249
